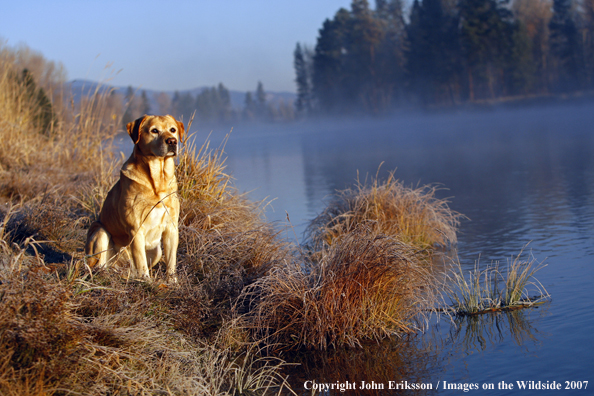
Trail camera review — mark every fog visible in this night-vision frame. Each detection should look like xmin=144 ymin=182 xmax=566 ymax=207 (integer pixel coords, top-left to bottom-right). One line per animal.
xmin=181 ymin=101 xmax=591 ymax=254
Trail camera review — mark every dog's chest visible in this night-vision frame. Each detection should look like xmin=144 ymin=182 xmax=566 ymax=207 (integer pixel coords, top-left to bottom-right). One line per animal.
xmin=143 ymin=203 xmax=168 ymax=248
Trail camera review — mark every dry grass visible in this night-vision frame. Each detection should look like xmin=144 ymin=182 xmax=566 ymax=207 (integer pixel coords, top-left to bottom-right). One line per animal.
xmin=245 ymin=225 xmax=439 ymax=351
xmin=0 ymin=258 xmax=294 ymax=395
xmin=0 ymin=43 xmax=295 ymax=395
xmin=445 ymin=247 xmax=550 ymax=315
xmin=304 ymin=172 xmax=461 ymax=253
xmin=173 ymin=133 xmax=293 ymax=338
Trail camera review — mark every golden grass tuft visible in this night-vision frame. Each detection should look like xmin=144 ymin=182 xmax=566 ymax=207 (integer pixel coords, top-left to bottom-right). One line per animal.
xmin=304 ymin=172 xmax=461 ymax=253
xmin=245 ymin=225 xmax=438 ymax=350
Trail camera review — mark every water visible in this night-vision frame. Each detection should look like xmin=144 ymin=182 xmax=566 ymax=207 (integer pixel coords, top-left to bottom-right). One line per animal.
xmin=212 ymin=102 xmax=594 ymax=394
xmin=121 ymin=102 xmax=594 ymax=393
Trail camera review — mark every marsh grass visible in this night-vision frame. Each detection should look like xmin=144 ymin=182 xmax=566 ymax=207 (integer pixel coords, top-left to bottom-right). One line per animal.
xmin=445 ymin=247 xmax=550 ymax=315
xmin=245 ymin=225 xmax=439 ymax=351
xmin=304 ymin=172 xmax=461 ymax=253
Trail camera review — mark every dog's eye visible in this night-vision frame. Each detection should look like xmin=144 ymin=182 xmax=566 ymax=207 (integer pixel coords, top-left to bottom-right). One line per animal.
xmin=170 ymin=128 xmax=176 ymax=133
xmin=151 ymin=128 xmax=159 ymax=134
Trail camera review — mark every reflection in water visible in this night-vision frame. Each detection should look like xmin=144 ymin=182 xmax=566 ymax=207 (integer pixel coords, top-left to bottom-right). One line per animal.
xmin=285 ymin=335 xmax=442 ymax=395
xmin=447 ymin=309 xmax=547 ymax=353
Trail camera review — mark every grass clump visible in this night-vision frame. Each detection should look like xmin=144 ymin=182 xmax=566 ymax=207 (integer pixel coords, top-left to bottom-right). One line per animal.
xmin=245 ymin=225 xmax=438 ymax=350
xmin=304 ymin=172 xmax=461 ymax=252
xmin=445 ymin=247 xmax=550 ymax=315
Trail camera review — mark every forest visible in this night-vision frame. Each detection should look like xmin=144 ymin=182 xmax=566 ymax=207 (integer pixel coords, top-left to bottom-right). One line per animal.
xmin=119 ymin=81 xmax=295 ymax=127
xmin=294 ymin=0 xmax=594 ymax=114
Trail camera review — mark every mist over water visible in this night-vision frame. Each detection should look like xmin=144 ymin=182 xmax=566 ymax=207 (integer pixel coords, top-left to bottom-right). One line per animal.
xmin=203 ymin=102 xmax=594 ymax=391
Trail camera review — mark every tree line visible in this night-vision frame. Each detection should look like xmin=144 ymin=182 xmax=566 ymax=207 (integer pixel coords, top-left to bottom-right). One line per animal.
xmin=294 ymin=0 xmax=594 ymax=114
xmin=122 ymin=81 xmax=295 ymax=128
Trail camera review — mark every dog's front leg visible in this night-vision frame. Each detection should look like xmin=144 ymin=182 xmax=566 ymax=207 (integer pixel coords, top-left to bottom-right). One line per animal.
xmin=162 ymin=224 xmax=179 ymax=283
xmin=129 ymin=232 xmax=151 ymax=281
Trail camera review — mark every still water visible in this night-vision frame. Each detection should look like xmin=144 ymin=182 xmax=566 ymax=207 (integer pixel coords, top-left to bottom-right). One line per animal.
xmin=191 ymin=101 xmax=594 ymax=394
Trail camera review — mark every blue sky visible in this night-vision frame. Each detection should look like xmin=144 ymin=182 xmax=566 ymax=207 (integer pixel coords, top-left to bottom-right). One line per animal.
xmin=3 ymin=0 xmax=354 ymax=93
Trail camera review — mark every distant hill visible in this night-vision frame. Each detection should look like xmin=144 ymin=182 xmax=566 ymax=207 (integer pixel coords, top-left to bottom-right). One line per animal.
xmin=67 ymin=80 xmax=296 ymax=111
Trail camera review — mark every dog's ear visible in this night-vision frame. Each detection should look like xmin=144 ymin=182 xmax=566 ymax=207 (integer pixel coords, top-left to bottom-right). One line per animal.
xmin=127 ymin=115 xmax=148 ymax=144
xmin=176 ymin=119 xmax=185 ymax=143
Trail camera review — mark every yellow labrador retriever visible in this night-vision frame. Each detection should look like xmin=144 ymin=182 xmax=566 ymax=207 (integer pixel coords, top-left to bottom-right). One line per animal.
xmin=85 ymin=115 xmax=184 ymax=282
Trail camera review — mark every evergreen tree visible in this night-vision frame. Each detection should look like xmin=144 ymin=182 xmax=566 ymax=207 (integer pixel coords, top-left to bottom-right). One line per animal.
xmin=458 ymin=0 xmax=514 ymax=100
xmin=312 ymin=8 xmax=351 ymax=113
xmin=549 ymin=0 xmax=583 ymax=91
xmin=346 ymin=0 xmax=386 ymax=112
xmin=512 ymin=0 xmax=552 ymax=94
xmin=407 ymin=0 xmax=460 ymax=104
xmin=139 ymin=90 xmax=151 ymax=115
xmin=375 ymin=0 xmax=408 ymax=107
xmin=243 ymin=91 xmax=256 ymax=120
xmin=294 ymin=43 xmax=312 ymax=115
xmin=217 ymin=83 xmax=232 ymax=121
xmin=171 ymin=91 xmax=195 ymax=122
xmin=21 ymin=69 xmax=56 ymax=135
xmin=255 ymin=81 xmax=267 ymax=119
xmin=506 ymin=21 xmax=536 ymax=95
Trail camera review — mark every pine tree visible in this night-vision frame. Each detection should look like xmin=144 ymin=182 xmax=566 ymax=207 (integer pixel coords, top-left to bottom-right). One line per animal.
xmin=255 ymin=81 xmax=267 ymax=119
xmin=458 ymin=0 xmax=514 ymax=100
xmin=549 ymin=0 xmax=583 ymax=91
xmin=312 ymin=8 xmax=351 ymax=113
xmin=294 ymin=43 xmax=312 ymax=115
xmin=139 ymin=90 xmax=151 ymax=115
xmin=243 ymin=91 xmax=256 ymax=120
xmin=375 ymin=0 xmax=408 ymax=106
xmin=346 ymin=0 xmax=385 ymax=112
xmin=21 ymin=69 xmax=56 ymax=135
xmin=217 ymin=83 xmax=232 ymax=121
xmin=512 ymin=0 xmax=552 ymax=94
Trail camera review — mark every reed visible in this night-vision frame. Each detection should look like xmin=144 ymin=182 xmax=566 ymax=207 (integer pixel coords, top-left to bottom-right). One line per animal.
xmin=304 ymin=172 xmax=461 ymax=252
xmin=445 ymin=247 xmax=549 ymax=315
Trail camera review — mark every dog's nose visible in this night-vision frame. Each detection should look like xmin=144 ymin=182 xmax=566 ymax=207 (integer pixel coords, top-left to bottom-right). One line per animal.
xmin=166 ymin=137 xmax=177 ymax=145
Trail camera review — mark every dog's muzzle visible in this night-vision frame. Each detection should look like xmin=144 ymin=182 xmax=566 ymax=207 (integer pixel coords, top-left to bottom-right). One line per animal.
xmin=166 ymin=137 xmax=178 ymax=156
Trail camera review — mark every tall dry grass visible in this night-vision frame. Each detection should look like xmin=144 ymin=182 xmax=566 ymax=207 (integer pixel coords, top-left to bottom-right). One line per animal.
xmin=245 ymin=225 xmax=439 ymax=350
xmin=304 ymin=172 xmax=461 ymax=253
xmin=0 ymin=43 xmax=295 ymax=395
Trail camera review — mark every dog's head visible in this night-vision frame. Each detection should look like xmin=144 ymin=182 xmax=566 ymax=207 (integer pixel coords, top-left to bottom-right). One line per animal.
xmin=127 ymin=115 xmax=185 ymax=157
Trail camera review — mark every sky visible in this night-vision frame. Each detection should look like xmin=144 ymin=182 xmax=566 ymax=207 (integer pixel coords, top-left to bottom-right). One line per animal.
xmin=3 ymin=0 xmax=354 ymax=93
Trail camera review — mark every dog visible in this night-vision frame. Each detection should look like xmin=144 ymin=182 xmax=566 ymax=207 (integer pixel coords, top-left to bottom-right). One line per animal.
xmin=85 ymin=115 xmax=184 ymax=283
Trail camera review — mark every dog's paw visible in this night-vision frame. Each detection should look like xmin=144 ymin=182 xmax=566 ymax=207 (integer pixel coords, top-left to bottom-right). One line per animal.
xmin=166 ymin=274 xmax=178 ymax=285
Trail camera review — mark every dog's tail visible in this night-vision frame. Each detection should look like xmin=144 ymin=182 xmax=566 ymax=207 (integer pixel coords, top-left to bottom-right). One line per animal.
xmin=85 ymin=221 xmax=110 ymax=268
